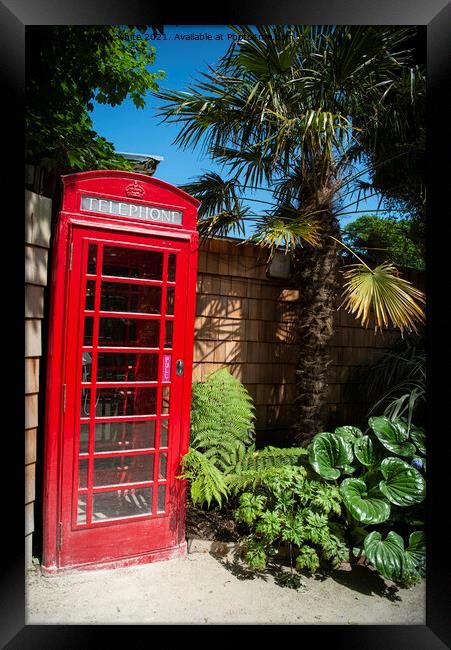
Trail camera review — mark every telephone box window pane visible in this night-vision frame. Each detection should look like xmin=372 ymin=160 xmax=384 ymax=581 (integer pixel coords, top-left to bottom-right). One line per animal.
xmin=94 ymin=387 xmax=157 ymax=417
xmin=93 ymin=421 xmax=155 ymax=453
xmin=167 ymin=254 xmax=176 ymax=282
xmin=92 ymin=487 xmax=153 ymax=521
xmin=158 ymin=453 xmax=167 ymax=480
xmin=166 ymin=288 xmax=174 ymax=315
xmin=102 ymin=246 xmax=163 ymax=281
xmin=96 ymin=352 xmax=158 ymax=382
xmin=93 ymin=455 xmax=154 ymax=487
xmin=157 ymin=485 xmax=166 ymax=513
xmin=160 ymin=419 xmax=169 ymax=448
xmin=164 ymin=321 xmax=173 ymax=348
xmin=82 ymin=351 xmax=93 ymax=382
xmin=87 ymin=244 xmax=97 ymax=274
xmin=80 ymin=388 xmax=92 ymax=418
xmin=100 ymin=282 xmax=162 ymax=315
xmin=79 ymin=424 xmax=90 ymax=454
xmin=77 ymin=495 xmax=87 ymax=524
xmin=79 ymin=460 xmax=88 ymax=489
xmin=85 ymin=280 xmax=96 ymax=310
xmin=83 ymin=316 xmax=94 ymax=346
xmin=98 ymin=318 xmax=160 ymax=348
xmin=162 ymin=386 xmax=170 ymax=415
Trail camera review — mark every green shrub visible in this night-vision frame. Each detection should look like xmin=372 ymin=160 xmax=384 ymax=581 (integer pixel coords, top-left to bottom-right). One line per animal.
xmin=180 ymin=368 xmax=255 ymax=507
xmin=308 ymin=416 xmax=426 ymax=586
xmin=234 ymin=465 xmax=349 ymax=573
xmin=190 ymin=367 xmax=256 ymax=472
xmin=180 ymin=368 xmax=308 ymax=508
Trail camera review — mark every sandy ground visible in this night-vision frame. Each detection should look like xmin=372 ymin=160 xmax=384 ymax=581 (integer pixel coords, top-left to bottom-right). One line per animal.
xmin=25 ymin=546 xmax=425 ymax=625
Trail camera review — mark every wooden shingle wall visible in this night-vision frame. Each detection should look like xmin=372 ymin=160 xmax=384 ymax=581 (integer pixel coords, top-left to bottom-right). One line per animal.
xmin=25 ymin=188 xmax=52 ymax=566
xmin=193 ymin=238 xmax=299 ymax=441
xmin=194 ymin=238 xmax=424 ymax=441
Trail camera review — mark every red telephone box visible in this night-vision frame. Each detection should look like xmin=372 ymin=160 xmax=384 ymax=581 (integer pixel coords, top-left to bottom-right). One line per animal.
xmin=42 ymin=170 xmax=199 ymax=573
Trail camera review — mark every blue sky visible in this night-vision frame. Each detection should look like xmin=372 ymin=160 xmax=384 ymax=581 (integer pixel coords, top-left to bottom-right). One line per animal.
xmin=91 ymin=25 xmax=387 ymax=235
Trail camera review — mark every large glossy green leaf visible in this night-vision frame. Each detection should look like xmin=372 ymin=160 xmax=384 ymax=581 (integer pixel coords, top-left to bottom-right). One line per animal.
xmin=364 ymin=531 xmax=405 ymax=582
xmin=354 ymin=435 xmax=384 ymax=470
xmin=369 ymin=416 xmax=416 ymax=456
xmin=340 ymin=477 xmax=391 ymax=524
xmin=409 ymin=425 xmax=426 ymax=455
xmin=308 ymin=432 xmax=354 ymax=480
xmin=379 ymin=457 xmax=426 ymax=506
xmin=404 ymin=530 xmax=426 ymax=576
xmin=334 ymin=426 xmax=363 ymax=444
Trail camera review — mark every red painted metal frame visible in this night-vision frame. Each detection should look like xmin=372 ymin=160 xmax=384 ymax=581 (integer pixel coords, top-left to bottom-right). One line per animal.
xmin=42 ymin=171 xmax=199 ymax=573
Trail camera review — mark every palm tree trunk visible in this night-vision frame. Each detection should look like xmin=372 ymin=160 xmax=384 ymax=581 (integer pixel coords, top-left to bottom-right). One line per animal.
xmin=292 ymin=210 xmax=341 ymax=445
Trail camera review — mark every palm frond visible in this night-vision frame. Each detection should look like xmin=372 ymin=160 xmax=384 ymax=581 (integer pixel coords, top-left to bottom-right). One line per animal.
xmin=340 ymin=261 xmax=425 ymax=333
xmin=250 ymin=211 xmax=322 ymax=255
xmin=180 ymin=172 xmax=248 ymax=238
xmin=180 ymin=171 xmax=240 ymax=216
xmin=363 ymin=334 xmax=425 ymax=424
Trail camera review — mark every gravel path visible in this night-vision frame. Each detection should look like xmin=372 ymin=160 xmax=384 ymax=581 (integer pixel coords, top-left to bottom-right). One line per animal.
xmin=26 ymin=548 xmax=425 ymax=625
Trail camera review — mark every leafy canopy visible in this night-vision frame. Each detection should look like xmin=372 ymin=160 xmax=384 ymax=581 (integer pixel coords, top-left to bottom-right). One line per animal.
xmin=342 ymin=215 xmax=425 ymax=270
xmin=156 ymin=26 xmax=425 ymax=333
xmin=26 ymin=26 xmax=165 ymax=170
xmin=156 ymin=25 xmax=419 ymax=244
xmin=352 ymin=57 xmax=426 ymax=225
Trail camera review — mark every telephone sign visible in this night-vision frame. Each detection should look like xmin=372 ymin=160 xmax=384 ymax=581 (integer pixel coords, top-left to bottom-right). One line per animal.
xmin=80 ymin=195 xmax=183 ymax=224
xmin=42 ymin=171 xmax=199 ymax=573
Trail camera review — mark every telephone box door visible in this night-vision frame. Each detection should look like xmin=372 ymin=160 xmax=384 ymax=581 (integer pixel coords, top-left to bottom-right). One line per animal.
xmin=57 ymin=225 xmax=190 ymax=569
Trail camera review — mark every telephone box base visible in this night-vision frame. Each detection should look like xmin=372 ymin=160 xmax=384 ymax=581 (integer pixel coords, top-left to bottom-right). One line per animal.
xmin=40 ymin=540 xmax=187 ymax=576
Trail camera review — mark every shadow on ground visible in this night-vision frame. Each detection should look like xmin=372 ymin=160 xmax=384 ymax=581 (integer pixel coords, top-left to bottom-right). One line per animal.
xmin=327 ymin=565 xmax=401 ymax=602
xmin=211 ymin=550 xmax=307 ymax=592
xmin=211 ymin=550 xmax=401 ymax=600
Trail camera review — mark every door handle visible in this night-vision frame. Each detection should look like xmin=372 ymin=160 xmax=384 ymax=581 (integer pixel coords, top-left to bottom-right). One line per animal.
xmin=176 ymin=359 xmax=184 ymax=376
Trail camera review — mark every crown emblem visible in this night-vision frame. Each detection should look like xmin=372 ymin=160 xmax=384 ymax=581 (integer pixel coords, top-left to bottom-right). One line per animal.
xmin=125 ymin=181 xmax=145 ymax=198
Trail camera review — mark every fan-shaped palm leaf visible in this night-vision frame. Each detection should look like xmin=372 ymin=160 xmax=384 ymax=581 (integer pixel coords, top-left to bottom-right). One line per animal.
xmin=251 ymin=211 xmax=322 ymax=255
xmin=340 ymin=261 xmax=425 ymax=333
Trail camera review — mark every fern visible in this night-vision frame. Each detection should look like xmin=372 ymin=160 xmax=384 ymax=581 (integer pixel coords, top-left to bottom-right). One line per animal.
xmin=226 ymin=446 xmax=309 ymax=493
xmin=183 ymin=368 xmax=309 ymax=508
xmin=178 ymin=448 xmax=228 ymax=509
xmin=190 ymin=368 xmax=255 ymax=459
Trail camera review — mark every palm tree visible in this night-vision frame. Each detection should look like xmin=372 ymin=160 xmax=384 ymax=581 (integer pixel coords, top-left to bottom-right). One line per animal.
xmin=155 ymin=25 xmax=425 ymax=444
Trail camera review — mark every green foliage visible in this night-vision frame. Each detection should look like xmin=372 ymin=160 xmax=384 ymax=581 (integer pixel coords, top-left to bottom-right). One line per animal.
xmin=234 ymin=466 xmax=349 ymax=573
xmin=308 ymin=416 xmax=426 ymax=586
xmin=363 ymin=530 xmax=425 ymax=586
xmin=190 ymin=368 xmax=256 ymax=472
xmin=178 ymin=448 xmax=228 ymax=509
xmin=181 ymin=369 xmax=308 ymax=508
xmin=353 ymin=62 xmax=426 ymax=225
xmin=363 ymin=334 xmax=425 ymax=427
xmin=226 ymin=446 xmax=309 ymax=493
xmin=342 ymin=215 xmax=425 ymax=270
xmin=157 ymin=25 xmax=422 ymax=252
xmin=308 ymin=432 xmax=355 ymax=480
xmin=26 ymin=26 xmax=165 ymax=170
xmin=340 ymin=260 xmax=425 ymax=334
xmin=340 ymin=478 xmax=391 ymax=524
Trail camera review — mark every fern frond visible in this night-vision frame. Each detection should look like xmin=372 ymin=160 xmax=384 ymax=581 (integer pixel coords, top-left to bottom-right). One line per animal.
xmin=178 ymin=447 xmax=228 ymax=508
xmin=184 ymin=369 xmax=310 ymax=508
xmin=234 ymin=446 xmax=309 ymax=473
xmin=190 ymin=368 xmax=256 ymax=473
xmin=226 ymin=446 xmax=309 ymax=493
